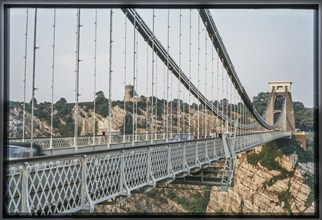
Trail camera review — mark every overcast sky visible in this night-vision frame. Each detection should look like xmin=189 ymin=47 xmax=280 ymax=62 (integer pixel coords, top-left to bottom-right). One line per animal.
xmin=9 ymin=8 xmax=314 ymax=107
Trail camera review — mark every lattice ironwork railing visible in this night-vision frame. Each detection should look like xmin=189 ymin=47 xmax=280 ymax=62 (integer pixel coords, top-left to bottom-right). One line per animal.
xmin=5 ymin=132 xmax=290 ymax=215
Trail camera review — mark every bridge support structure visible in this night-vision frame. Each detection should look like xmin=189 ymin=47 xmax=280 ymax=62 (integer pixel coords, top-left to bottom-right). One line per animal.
xmin=172 ymin=131 xmax=237 ymax=192
xmin=265 ymin=82 xmax=295 ymax=131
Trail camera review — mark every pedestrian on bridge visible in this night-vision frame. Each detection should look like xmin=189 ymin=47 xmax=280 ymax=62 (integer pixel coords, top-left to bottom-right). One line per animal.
xmin=210 ymin=129 xmax=217 ymax=138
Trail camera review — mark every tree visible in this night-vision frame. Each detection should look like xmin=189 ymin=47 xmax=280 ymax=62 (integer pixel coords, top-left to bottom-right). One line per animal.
xmin=252 ymin=92 xmax=269 ymax=115
xmin=95 ymin=91 xmax=109 ymax=117
xmin=120 ymin=113 xmax=133 ymax=134
xmin=293 ymin=101 xmax=306 ymax=128
xmin=29 ymin=97 xmax=38 ymax=105
xmin=55 ymin=97 xmax=67 ymax=106
xmin=96 ymin=91 xmax=105 ymax=98
xmin=299 ymin=109 xmax=314 ymax=131
xmin=293 ymin=102 xmax=305 ymax=112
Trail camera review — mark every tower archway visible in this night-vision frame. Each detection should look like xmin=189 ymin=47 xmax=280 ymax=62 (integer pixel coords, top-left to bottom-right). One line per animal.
xmin=264 ymin=82 xmax=295 ymax=131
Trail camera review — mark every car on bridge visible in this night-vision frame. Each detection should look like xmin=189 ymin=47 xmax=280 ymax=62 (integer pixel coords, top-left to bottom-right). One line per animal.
xmin=170 ymin=133 xmax=194 ymax=142
xmin=6 ymin=142 xmax=46 ymax=160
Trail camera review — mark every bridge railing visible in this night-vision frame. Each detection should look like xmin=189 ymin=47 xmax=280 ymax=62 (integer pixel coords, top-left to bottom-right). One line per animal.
xmin=8 ymin=133 xmax=177 ymax=149
xmin=5 ymin=138 xmax=224 ymax=215
xmin=5 ymin=132 xmax=290 ymax=215
xmin=230 ymin=132 xmax=291 ymax=153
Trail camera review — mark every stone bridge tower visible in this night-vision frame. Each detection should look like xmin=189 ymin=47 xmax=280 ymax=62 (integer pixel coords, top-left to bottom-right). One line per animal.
xmin=264 ymin=81 xmax=295 ymax=131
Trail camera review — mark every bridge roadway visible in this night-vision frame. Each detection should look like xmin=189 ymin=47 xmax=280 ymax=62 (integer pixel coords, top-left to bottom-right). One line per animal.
xmin=10 ymin=134 xmax=178 ymax=156
xmin=5 ymin=131 xmax=291 ymax=215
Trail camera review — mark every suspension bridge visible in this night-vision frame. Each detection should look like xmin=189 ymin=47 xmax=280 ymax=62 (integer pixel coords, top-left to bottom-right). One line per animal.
xmin=5 ymin=8 xmax=296 ymax=215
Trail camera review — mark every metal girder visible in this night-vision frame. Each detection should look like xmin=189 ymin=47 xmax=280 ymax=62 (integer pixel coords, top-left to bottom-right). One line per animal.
xmin=122 ymin=8 xmax=287 ymax=130
xmin=121 ymin=8 xmax=252 ymax=130
xmin=198 ymin=9 xmax=282 ymax=130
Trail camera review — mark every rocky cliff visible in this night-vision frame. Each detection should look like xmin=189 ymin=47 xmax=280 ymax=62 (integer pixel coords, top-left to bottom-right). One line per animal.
xmin=207 ymin=148 xmax=315 ymax=215
xmin=8 ymin=107 xmax=60 ymax=138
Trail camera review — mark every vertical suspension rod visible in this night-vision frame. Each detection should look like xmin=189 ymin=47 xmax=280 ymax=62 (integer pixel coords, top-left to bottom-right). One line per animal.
xmin=30 ymin=8 xmax=38 ymax=158
xmin=124 ymin=12 xmax=128 ymax=142
xmin=221 ymin=58 xmax=224 ymax=134
xmin=108 ymin=9 xmax=113 ymax=147
xmin=50 ymin=9 xmax=56 ymax=149
xmin=233 ymin=82 xmax=236 ymax=134
xmin=163 ymin=59 xmax=166 ymax=139
xmin=155 ymin=50 xmax=158 ymax=140
xmin=204 ymin=27 xmax=208 ymax=138
xmin=226 ymin=66 xmax=229 ymax=132
xmin=211 ymin=37 xmax=214 ymax=134
xmin=166 ymin=9 xmax=170 ymax=141
xmin=145 ymin=34 xmax=149 ymax=141
xmin=150 ymin=9 xmax=155 ymax=143
xmin=132 ymin=14 xmax=137 ymax=145
xmin=188 ymin=9 xmax=192 ymax=138
xmin=22 ymin=8 xmax=29 ymax=142
xmin=230 ymin=80 xmax=233 ymax=133
xmin=197 ymin=14 xmax=200 ymax=139
xmin=178 ymin=9 xmax=182 ymax=137
xmin=93 ymin=9 xmax=98 ymax=145
xmin=135 ymin=21 xmax=139 ymax=142
xmin=216 ymin=48 xmax=219 ymax=133
xmin=74 ymin=8 xmax=81 ymax=152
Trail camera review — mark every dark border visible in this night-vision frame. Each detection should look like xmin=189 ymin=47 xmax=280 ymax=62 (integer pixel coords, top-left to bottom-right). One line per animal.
xmin=1 ymin=0 xmax=321 ymax=219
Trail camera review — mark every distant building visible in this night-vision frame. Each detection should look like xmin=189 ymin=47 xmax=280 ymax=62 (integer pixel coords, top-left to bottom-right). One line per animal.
xmin=124 ymin=84 xmax=144 ymax=102
xmin=124 ymin=85 xmax=134 ymax=102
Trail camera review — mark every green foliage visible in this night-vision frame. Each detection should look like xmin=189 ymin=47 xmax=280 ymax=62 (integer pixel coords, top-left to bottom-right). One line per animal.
xmin=278 ymin=188 xmax=292 ymax=213
xmin=303 ymin=175 xmax=315 ymax=208
xmin=215 ymin=208 xmax=225 ymax=215
xmin=293 ymin=101 xmax=305 ymax=128
xmin=247 ymin=143 xmax=283 ymax=171
xmin=299 ymin=108 xmax=314 ymax=131
xmin=56 ymin=97 xmax=67 ymax=106
xmin=247 ymin=143 xmax=294 ymax=188
xmin=29 ymin=97 xmax=38 ymax=105
xmin=252 ymin=92 xmax=269 ymax=115
xmin=137 ymin=120 xmax=146 ymax=129
xmin=112 ymin=100 xmax=124 ymax=109
xmin=246 ymin=152 xmax=261 ymax=167
xmin=95 ymin=95 xmax=109 ymax=117
xmin=266 ymin=170 xmax=293 ymax=187
xmin=305 ymin=132 xmax=315 ymax=155
xmin=166 ymin=187 xmax=211 ymax=213
xmin=176 ymin=190 xmax=210 ymax=213
xmin=95 ymin=90 xmax=105 ymax=98
xmin=274 ymin=139 xmax=313 ymax=163
xmin=146 ymin=189 xmax=167 ymax=205
xmin=120 ymin=113 xmax=133 ymax=134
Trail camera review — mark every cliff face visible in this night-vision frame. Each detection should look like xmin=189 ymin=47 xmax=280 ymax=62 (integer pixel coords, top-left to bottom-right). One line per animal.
xmin=95 ymin=185 xmax=210 ymax=214
xmin=77 ymin=106 xmax=126 ymax=136
xmin=8 ymin=107 xmax=60 ymax=138
xmin=8 ymin=102 xmax=226 ymax=139
xmin=206 ymin=148 xmax=315 ymax=215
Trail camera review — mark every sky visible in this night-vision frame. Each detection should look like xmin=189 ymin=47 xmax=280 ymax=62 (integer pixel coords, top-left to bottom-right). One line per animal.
xmin=8 ymin=8 xmax=314 ymax=107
